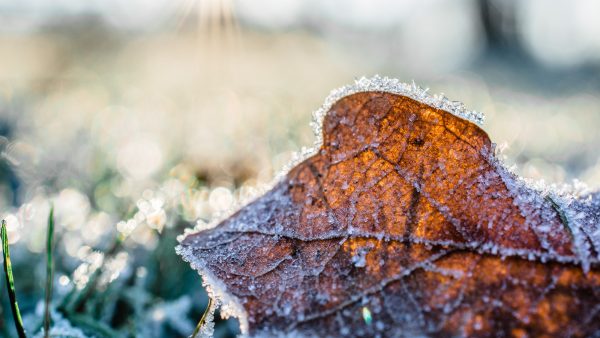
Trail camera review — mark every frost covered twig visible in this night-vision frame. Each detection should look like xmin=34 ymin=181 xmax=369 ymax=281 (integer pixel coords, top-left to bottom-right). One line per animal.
xmin=191 ymin=297 xmax=213 ymax=338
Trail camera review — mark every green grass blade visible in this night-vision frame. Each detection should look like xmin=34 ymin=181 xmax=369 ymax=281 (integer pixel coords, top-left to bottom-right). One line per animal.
xmin=1 ymin=219 xmax=27 ymax=338
xmin=44 ymin=207 xmax=55 ymax=338
xmin=191 ymin=297 xmax=213 ymax=338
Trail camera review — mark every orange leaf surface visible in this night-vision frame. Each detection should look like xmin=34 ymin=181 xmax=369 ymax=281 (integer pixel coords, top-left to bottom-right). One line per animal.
xmin=178 ymin=77 xmax=600 ymax=337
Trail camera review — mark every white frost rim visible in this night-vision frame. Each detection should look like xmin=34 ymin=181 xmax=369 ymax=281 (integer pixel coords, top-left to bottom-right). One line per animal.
xmin=280 ymin=75 xmax=485 ymax=177
xmin=311 ymin=75 xmax=485 ymax=143
xmin=175 ymin=245 xmax=250 ymax=335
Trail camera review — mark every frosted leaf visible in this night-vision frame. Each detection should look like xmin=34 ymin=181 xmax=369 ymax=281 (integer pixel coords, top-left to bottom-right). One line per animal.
xmin=178 ymin=81 xmax=600 ymax=337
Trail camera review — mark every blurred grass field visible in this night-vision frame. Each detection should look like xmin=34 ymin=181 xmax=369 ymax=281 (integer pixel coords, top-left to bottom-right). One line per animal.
xmin=1 ymin=1 xmax=600 ymax=337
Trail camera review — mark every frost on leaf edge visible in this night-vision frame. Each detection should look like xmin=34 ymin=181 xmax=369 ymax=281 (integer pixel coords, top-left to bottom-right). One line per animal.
xmin=176 ymin=245 xmax=250 ymax=335
xmin=281 ymin=75 xmax=485 ymax=176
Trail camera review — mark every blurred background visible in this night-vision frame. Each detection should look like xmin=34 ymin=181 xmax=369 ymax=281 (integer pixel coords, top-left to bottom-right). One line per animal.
xmin=1 ymin=0 xmax=600 ymax=337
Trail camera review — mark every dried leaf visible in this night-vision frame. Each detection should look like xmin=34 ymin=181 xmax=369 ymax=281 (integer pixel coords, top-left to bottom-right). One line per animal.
xmin=178 ymin=78 xmax=600 ymax=337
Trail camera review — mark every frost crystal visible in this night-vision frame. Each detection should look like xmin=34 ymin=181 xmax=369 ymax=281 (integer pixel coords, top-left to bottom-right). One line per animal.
xmin=312 ymin=76 xmax=485 ymax=140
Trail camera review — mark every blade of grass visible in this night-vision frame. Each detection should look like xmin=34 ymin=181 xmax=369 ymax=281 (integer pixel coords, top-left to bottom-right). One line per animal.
xmin=44 ymin=206 xmax=55 ymax=338
xmin=1 ymin=219 xmax=27 ymax=338
xmin=191 ymin=297 xmax=213 ymax=338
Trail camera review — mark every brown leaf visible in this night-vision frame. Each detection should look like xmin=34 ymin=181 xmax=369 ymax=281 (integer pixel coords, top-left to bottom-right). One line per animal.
xmin=178 ymin=79 xmax=600 ymax=337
